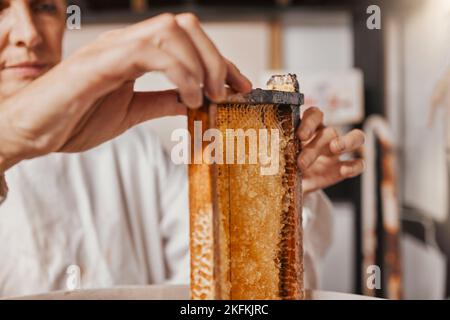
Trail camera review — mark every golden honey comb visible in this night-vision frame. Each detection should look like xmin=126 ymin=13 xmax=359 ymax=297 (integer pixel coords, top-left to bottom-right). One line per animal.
xmin=189 ymin=74 xmax=304 ymax=300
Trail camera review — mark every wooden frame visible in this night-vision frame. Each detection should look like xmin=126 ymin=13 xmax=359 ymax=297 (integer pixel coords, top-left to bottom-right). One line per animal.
xmin=188 ymin=77 xmax=305 ymax=300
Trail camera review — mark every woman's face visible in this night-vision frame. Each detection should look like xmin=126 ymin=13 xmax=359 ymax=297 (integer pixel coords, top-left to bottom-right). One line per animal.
xmin=0 ymin=0 xmax=65 ymax=100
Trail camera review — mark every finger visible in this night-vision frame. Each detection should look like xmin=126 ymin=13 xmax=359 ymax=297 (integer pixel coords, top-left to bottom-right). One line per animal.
xmin=175 ymin=13 xmax=228 ymax=101
xmin=339 ymin=158 xmax=366 ymax=178
xmin=303 ymin=172 xmax=341 ymax=195
xmin=127 ymin=90 xmax=187 ymax=127
xmin=225 ymin=59 xmax=253 ymax=93
xmin=133 ymin=47 xmax=203 ymax=108
xmin=329 ymin=129 xmax=365 ymax=155
xmin=297 ymin=107 xmax=324 ymax=141
xmin=298 ymin=127 xmax=338 ymax=170
xmin=302 ymin=158 xmax=365 ymax=194
xmin=124 ymin=13 xmax=205 ymax=85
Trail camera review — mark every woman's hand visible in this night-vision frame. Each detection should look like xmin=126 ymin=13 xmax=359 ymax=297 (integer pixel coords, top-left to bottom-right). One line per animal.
xmin=0 ymin=13 xmax=252 ymax=172
xmin=297 ymin=107 xmax=366 ymax=195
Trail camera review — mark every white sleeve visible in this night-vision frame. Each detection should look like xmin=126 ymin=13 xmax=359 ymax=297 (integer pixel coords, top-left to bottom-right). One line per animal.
xmin=0 ymin=173 xmax=7 ymax=205
xmin=302 ymin=190 xmax=333 ymax=289
xmin=158 ymin=156 xmax=190 ymax=285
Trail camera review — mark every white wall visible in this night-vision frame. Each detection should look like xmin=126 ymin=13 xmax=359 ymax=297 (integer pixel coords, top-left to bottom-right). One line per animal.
xmin=402 ymin=0 xmax=450 ymax=222
xmin=393 ymin=0 xmax=450 ymax=299
xmin=283 ymin=11 xmax=354 ymax=72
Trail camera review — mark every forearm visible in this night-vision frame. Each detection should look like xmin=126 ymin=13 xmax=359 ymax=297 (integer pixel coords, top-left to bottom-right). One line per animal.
xmin=0 ymin=60 xmax=97 ymax=169
xmin=0 ymin=59 xmax=102 ymax=204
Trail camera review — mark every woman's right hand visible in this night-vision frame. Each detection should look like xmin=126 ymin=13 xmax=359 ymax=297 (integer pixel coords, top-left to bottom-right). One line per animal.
xmin=0 ymin=13 xmax=253 ymax=172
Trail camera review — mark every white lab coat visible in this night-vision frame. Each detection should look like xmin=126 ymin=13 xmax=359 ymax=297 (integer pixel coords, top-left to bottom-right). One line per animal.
xmin=0 ymin=125 xmax=332 ymax=298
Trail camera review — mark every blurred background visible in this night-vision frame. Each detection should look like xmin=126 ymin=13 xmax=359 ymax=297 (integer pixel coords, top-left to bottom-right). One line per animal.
xmin=66 ymin=0 xmax=450 ymax=299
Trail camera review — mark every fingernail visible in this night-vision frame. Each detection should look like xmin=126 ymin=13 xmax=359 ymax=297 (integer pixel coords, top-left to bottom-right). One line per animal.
xmin=342 ymin=166 xmax=353 ymax=177
xmin=242 ymin=78 xmax=253 ymax=93
xmin=186 ymin=77 xmax=203 ymax=108
xmin=333 ymin=139 xmax=345 ymax=153
xmin=299 ymin=155 xmax=311 ymax=169
xmin=208 ymin=85 xmax=226 ymax=102
xmin=300 ymin=128 xmax=311 ymax=141
xmin=212 ymin=86 xmax=226 ymax=102
xmin=220 ymin=86 xmax=227 ymax=100
xmin=346 ymin=169 xmax=354 ymax=177
xmin=191 ymin=90 xmax=203 ymax=108
xmin=183 ymin=92 xmax=202 ymax=109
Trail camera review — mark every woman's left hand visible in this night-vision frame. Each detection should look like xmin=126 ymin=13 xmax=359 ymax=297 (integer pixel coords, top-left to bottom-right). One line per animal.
xmin=297 ymin=107 xmax=366 ymax=195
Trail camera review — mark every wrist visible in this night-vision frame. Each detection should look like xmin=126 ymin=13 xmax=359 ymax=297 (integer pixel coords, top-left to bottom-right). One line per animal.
xmin=0 ymin=113 xmax=22 ymax=173
xmin=0 ymin=115 xmax=9 ymax=173
xmin=0 ymin=152 xmax=17 ymax=174
xmin=0 ymin=155 xmax=6 ymax=173
xmin=0 ymin=171 xmax=7 ymax=205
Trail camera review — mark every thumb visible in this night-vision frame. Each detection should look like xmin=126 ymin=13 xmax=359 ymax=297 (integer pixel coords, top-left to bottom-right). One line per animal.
xmin=127 ymin=90 xmax=187 ymax=127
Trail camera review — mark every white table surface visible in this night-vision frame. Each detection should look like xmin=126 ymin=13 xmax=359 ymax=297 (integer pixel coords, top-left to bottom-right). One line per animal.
xmin=5 ymin=285 xmax=380 ymax=300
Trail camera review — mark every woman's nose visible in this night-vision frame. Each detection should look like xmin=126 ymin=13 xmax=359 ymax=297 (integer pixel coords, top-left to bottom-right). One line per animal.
xmin=9 ymin=6 xmax=43 ymax=49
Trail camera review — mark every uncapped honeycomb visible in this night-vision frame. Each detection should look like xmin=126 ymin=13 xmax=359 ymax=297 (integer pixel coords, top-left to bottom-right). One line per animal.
xmin=189 ymin=75 xmax=303 ymax=300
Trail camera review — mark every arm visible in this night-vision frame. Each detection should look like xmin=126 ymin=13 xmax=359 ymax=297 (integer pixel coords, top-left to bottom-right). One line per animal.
xmin=0 ymin=13 xmax=252 ymax=174
xmin=0 ymin=13 xmax=251 ymax=205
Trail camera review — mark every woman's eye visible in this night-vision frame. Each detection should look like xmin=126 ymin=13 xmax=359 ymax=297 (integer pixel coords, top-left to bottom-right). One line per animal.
xmin=33 ymin=2 xmax=57 ymax=14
